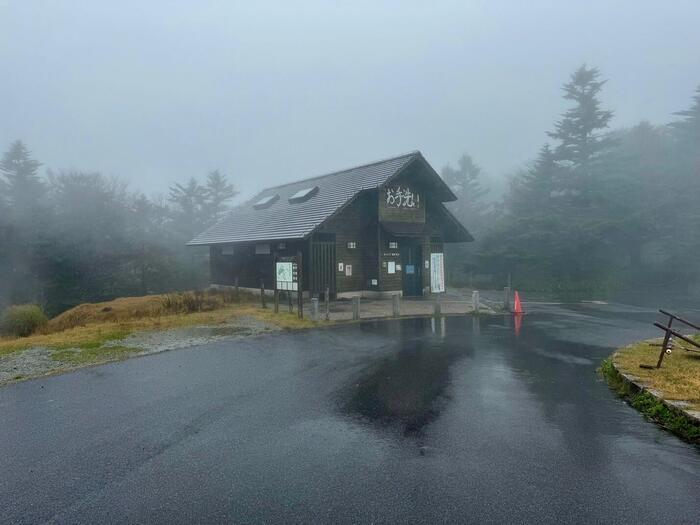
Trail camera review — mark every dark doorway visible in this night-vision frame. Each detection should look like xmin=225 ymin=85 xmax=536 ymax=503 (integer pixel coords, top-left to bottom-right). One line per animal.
xmin=400 ymin=241 xmax=423 ymax=296
xmin=310 ymin=233 xmax=336 ymax=299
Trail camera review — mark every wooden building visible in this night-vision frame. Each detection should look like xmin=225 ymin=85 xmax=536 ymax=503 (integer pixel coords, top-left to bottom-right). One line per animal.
xmin=188 ymin=151 xmax=472 ymax=298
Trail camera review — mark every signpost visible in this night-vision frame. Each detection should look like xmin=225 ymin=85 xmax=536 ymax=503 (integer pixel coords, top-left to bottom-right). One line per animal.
xmin=275 ymin=254 xmax=303 ymax=319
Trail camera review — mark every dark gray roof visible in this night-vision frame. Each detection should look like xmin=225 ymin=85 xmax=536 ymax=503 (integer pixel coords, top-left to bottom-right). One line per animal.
xmin=188 ymin=151 xmax=456 ymax=246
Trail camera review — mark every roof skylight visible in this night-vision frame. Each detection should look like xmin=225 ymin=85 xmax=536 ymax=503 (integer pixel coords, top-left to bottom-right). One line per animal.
xmin=253 ymin=194 xmax=279 ymax=210
xmin=288 ymin=186 xmax=319 ymax=203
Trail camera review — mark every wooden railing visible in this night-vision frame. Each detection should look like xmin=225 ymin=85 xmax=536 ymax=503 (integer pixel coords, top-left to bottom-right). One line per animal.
xmin=651 ymin=309 xmax=700 ymax=368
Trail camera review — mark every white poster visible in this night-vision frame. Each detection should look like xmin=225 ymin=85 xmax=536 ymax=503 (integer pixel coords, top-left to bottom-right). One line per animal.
xmin=387 ymin=261 xmax=396 ymax=274
xmin=345 ymin=264 xmax=352 ymax=276
xmin=430 ymin=253 xmax=445 ymax=293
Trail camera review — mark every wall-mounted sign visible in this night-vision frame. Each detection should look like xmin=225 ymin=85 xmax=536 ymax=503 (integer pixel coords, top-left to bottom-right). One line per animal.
xmin=387 ymin=261 xmax=396 ymax=274
xmin=371 ymin=279 xmax=378 ymax=286
xmin=345 ymin=264 xmax=352 ymax=277
xmin=406 ymin=264 xmax=415 ymax=275
xmin=385 ymin=186 xmax=420 ymax=209
xmin=338 ymin=262 xmax=344 ymax=272
xmin=430 ymin=252 xmax=445 ymax=293
xmin=396 ymin=264 xmax=402 ymax=272
xmin=276 ymin=259 xmax=298 ymax=291
xmin=379 ymin=184 xmax=426 ymax=224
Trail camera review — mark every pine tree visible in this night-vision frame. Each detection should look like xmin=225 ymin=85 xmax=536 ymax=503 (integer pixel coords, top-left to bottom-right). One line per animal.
xmin=0 ymin=140 xmax=44 ymax=215
xmin=547 ymin=65 xmax=614 ymax=188
xmin=203 ymin=170 xmax=238 ymax=222
xmin=669 ymin=84 xmax=700 ymax=145
xmin=168 ymin=177 xmax=208 ymax=237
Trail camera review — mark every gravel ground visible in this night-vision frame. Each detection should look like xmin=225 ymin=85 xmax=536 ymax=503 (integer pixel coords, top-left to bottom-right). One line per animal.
xmin=0 ymin=316 xmax=280 ymax=387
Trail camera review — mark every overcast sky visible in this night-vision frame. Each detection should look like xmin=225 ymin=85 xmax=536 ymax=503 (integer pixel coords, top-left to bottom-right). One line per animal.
xmin=2 ymin=1 xmax=699 ymax=200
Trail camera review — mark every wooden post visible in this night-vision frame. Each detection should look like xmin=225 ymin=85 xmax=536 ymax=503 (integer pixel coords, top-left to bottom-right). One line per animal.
xmin=504 ymin=286 xmax=511 ymax=311
xmin=260 ymin=279 xmax=266 ymax=309
xmin=297 ymin=251 xmax=303 ymax=319
xmin=274 ymin=290 xmax=279 ymax=313
xmin=392 ymin=294 xmax=400 ymax=317
xmin=235 ymin=276 xmax=239 ymax=297
xmin=325 ymin=286 xmax=330 ymax=321
xmin=352 ymin=296 xmax=360 ymax=321
xmin=656 ymin=315 xmax=674 ymax=368
xmin=288 ymin=292 xmax=293 ymax=313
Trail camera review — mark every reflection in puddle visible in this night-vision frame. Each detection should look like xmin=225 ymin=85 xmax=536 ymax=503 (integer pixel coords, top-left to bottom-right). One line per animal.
xmin=345 ymin=339 xmax=470 ymax=437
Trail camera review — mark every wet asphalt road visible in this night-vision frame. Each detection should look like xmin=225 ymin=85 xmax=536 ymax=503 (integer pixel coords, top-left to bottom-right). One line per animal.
xmin=1 ymin=301 xmax=699 ymax=524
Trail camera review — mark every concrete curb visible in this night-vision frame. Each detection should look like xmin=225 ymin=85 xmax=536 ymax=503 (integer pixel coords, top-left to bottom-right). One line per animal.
xmin=611 ymin=347 xmax=700 ymax=426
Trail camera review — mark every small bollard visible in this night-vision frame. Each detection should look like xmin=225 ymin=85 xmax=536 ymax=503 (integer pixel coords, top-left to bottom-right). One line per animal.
xmin=392 ymin=294 xmax=400 ymax=317
xmin=352 ymin=296 xmax=360 ymax=320
xmin=472 ymin=290 xmax=480 ymax=314
xmin=311 ymin=297 xmax=319 ymax=321
xmin=325 ymin=286 xmax=330 ymax=321
xmin=274 ymin=290 xmax=279 ymax=313
xmin=260 ymin=279 xmax=267 ymax=309
xmin=235 ymin=276 xmax=239 ymax=297
xmin=433 ymin=301 xmax=442 ymax=318
xmin=503 ymin=286 xmax=511 ymax=311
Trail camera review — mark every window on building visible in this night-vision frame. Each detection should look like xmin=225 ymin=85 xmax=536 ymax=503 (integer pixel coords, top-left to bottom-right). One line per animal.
xmin=253 ymin=194 xmax=279 ymax=210
xmin=388 ymin=241 xmax=398 ymax=249
xmin=288 ymin=186 xmax=319 ymax=203
xmin=346 ymin=241 xmax=357 ymax=249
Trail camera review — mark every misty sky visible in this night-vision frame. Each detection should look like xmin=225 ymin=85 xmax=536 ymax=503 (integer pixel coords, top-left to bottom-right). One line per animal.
xmin=2 ymin=1 xmax=699 ymax=200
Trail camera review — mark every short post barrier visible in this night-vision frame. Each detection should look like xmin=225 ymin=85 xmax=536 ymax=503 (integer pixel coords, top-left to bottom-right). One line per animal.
xmin=472 ymin=290 xmax=480 ymax=314
xmin=235 ymin=276 xmax=239 ymax=296
xmin=433 ymin=300 xmax=442 ymax=318
xmin=311 ymin=297 xmax=319 ymax=321
xmin=260 ymin=279 xmax=266 ymax=309
xmin=352 ymin=296 xmax=360 ymax=321
xmin=274 ymin=289 xmax=279 ymax=313
xmin=392 ymin=294 xmax=400 ymax=317
xmin=503 ymin=286 xmax=511 ymax=311
xmin=325 ymin=287 xmax=330 ymax=321
xmin=288 ymin=292 xmax=293 ymax=313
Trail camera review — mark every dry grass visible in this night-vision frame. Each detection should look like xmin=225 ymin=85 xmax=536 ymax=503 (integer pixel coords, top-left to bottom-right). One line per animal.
xmin=0 ymin=291 xmax=319 ymax=357
xmin=614 ymin=335 xmax=700 ymax=411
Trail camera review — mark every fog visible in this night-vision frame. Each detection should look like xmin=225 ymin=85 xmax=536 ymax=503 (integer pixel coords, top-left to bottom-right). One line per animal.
xmin=2 ymin=1 xmax=700 ymax=315
xmin=2 ymin=1 xmax=699 ymax=198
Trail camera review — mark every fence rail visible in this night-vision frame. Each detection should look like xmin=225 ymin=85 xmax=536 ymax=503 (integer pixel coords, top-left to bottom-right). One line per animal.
xmin=651 ymin=309 xmax=700 ymax=368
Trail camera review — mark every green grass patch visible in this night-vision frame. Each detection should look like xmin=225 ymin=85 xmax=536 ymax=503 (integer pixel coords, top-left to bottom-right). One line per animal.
xmin=599 ymin=358 xmax=700 ymax=444
xmin=52 ymin=345 xmax=141 ymax=365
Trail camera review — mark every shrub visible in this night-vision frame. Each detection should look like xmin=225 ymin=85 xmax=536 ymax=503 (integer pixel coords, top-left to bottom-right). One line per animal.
xmin=0 ymin=304 xmax=49 ymax=337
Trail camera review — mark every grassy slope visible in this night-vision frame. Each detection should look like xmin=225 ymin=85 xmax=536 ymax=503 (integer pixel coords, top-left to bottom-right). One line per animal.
xmin=0 ymin=293 xmax=319 ymax=360
xmin=612 ymin=337 xmax=700 ymax=410
xmin=600 ymin=336 xmax=700 ymax=443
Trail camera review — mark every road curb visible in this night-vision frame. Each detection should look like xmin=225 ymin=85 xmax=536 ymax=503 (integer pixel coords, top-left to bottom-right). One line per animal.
xmin=610 ymin=347 xmax=700 ymax=427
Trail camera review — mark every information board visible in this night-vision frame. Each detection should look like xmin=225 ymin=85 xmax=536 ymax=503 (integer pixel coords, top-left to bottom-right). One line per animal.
xmin=276 ymin=259 xmax=298 ymax=291
xmin=430 ymin=252 xmax=445 ymax=293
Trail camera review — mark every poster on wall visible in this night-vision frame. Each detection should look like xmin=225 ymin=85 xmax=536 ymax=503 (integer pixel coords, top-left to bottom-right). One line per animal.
xmin=430 ymin=253 xmax=445 ymax=293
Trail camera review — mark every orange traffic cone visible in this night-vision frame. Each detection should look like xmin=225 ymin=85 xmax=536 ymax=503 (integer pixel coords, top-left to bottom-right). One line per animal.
xmin=513 ymin=291 xmax=523 ymax=314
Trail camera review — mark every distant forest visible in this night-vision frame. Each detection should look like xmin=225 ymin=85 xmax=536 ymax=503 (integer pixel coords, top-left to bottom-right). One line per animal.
xmin=444 ymin=65 xmax=700 ymax=296
xmin=1 ymin=64 xmax=699 ymax=315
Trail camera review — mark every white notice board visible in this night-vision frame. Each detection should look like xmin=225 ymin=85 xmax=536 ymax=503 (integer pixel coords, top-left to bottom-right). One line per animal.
xmin=430 ymin=252 xmax=445 ymax=293
xmin=276 ymin=261 xmax=298 ymax=291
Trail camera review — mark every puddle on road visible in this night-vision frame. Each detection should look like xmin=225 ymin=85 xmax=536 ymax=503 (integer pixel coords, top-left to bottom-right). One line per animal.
xmin=344 ymin=337 xmax=471 ymax=437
